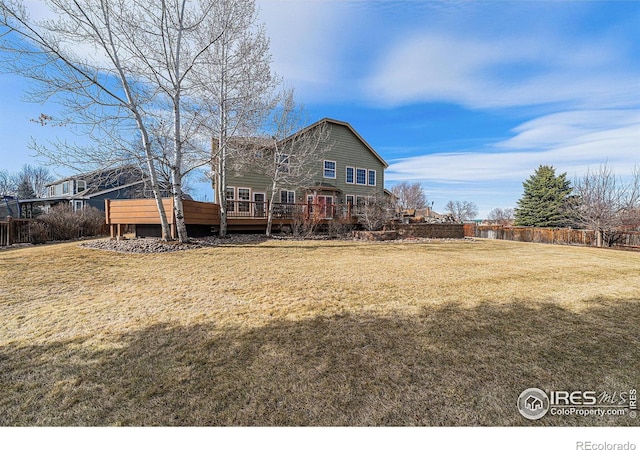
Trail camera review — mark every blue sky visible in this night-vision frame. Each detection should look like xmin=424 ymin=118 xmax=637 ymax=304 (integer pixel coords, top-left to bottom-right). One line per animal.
xmin=1 ymin=1 xmax=639 ymax=217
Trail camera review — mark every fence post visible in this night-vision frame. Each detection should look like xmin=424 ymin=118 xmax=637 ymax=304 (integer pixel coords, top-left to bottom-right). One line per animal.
xmin=7 ymin=216 xmax=13 ymax=245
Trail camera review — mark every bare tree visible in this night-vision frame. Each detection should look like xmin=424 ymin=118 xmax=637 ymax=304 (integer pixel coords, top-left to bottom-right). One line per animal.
xmin=15 ymin=164 xmax=53 ymax=198
xmin=486 ymin=207 xmax=514 ymax=226
xmin=0 ymin=1 xmax=254 ymax=242
xmin=445 ymin=200 xmax=478 ymax=223
xmin=198 ymin=0 xmax=278 ymax=237
xmin=356 ymin=190 xmax=393 ymax=231
xmin=0 ymin=169 xmax=17 ymax=196
xmin=391 ymin=181 xmax=428 ymax=211
xmin=239 ymin=90 xmax=330 ymax=237
xmin=573 ymin=163 xmax=640 ymax=247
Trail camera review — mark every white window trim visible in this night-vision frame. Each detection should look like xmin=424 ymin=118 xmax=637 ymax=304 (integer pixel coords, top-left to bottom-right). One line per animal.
xmin=237 ymin=187 xmax=251 ymax=213
xmin=237 ymin=187 xmax=251 ymax=201
xmin=253 ymin=191 xmax=267 ymax=217
xmin=323 ymin=160 xmax=337 ymax=179
xmin=281 ymin=189 xmax=295 ymax=204
xmin=277 ymin=153 xmax=290 ymax=174
xmin=368 ymin=169 xmax=376 ymax=186
xmin=345 ymin=194 xmax=355 ymax=205
xmin=62 ymin=181 xmax=69 ymax=194
xmin=76 ymin=180 xmax=87 ymax=193
xmin=346 ymin=166 xmax=355 ymax=184
xmin=356 ymin=168 xmax=367 ymax=185
xmin=226 ymin=186 xmax=236 ymax=213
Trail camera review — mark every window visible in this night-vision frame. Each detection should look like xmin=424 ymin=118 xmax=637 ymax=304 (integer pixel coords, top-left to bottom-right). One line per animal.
xmin=356 ymin=168 xmax=366 ymax=185
xmin=346 ymin=167 xmax=354 ymax=184
xmin=368 ymin=169 xmax=376 ymax=186
xmin=356 ymin=196 xmax=366 ymax=207
xmin=280 ymin=190 xmax=295 ymax=204
xmin=76 ymin=180 xmax=86 ymax=193
xmin=73 ymin=200 xmax=84 ymax=212
xmin=277 ymin=154 xmax=290 ymax=174
xmin=324 ymin=160 xmax=336 ymax=179
xmin=226 ymin=187 xmax=235 ymax=213
xmin=48 ymin=186 xmax=55 ymax=197
xmin=253 ymin=192 xmax=266 ymax=217
xmin=238 ymin=188 xmax=250 ymax=213
xmin=345 ymin=194 xmax=355 ymax=206
xmin=62 ymin=182 xmax=69 ymax=194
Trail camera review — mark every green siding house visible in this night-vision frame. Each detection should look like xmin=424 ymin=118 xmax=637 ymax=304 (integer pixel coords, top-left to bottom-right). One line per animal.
xmin=225 ymin=118 xmax=388 ymax=217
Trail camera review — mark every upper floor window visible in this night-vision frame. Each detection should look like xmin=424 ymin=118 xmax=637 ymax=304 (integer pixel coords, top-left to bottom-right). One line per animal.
xmin=356 ymin=168 xmax=366 ymax=185
xmin=323 ymin=160 xmax=336 ymax=179
xmin=368 ymin=170 xmax=376 ymax=186
xmin=48 ymin=186 xmax=55 ymax=197
xmin=346 ymin=167 xmax=354 ymax=184
xmin=62 ymin=182 xmax=69 ymax=194
xmin=277 ymin=154 xmax=290 ymax=174
xmin=76 ymin=180 xmax=86 ymax=193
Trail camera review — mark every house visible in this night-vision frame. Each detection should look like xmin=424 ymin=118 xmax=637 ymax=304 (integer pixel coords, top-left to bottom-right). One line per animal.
xmin=224 ymin=118 xmax=389 ymax=219
xmin=104 ymin=118 xmax=390 ymax=237
xmin=17 ymin=165 xmax=164 ymax=218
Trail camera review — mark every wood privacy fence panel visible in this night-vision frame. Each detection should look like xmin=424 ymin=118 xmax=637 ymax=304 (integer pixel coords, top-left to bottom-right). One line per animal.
xmin=612 ymin=231 xmax=640 ymax=249
xmin=476 ymin=226 xmax=604 ymax=247
xmin=105 ymin=198 xmax=220 ymax=226
xmin=394 ymin=223 xmax=465 ymax=239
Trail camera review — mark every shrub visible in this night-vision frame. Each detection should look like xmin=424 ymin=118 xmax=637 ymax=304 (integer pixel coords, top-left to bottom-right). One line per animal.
xmin=39 ymin=204 xmax=105 ymax=240
xmin=356 ymin=192 xmax=393 ymax=231
xmin=28 ymin=220 xmax=49 ymax=244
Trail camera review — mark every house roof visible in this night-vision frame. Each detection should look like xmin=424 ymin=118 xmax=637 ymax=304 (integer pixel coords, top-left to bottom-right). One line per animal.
xmin=46 ymin=164 xmax=146 ymax=188
xmin=283 ymin=118 xmax=389 ymax=169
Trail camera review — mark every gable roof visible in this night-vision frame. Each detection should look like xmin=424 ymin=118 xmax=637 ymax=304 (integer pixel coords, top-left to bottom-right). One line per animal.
xmin=284 ymin=118 xmax=388 ymax=168
xmin=46 ymin=164 xmax=146 ymax=188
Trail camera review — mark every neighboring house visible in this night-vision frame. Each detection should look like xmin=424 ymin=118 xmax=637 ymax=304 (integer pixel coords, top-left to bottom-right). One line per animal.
xmin=17 ymin=165 xmax=164 ymax=217
xmin=224 ymin=118 xmax=388 ymax=218
xmin=0 ymin=196 xmax=20 ymax=218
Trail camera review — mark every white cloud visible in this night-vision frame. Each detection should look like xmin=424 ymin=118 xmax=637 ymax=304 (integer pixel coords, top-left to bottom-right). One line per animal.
xmin=257 ymin=0 xmax=356 ymax=102
xmin=364 ymin=32 xmax=639 ymax=110
xmin=386 ymin=108 xmax=640 ymax=185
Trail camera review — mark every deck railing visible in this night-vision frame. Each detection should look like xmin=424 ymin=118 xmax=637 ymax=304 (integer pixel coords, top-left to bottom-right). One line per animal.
xmin=225 ymin=200 xmax=355 ymax=220
xmin=0 ymin=218 xmax=37 ymax=246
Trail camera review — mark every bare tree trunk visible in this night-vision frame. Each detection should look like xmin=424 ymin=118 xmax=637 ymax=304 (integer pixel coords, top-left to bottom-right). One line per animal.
xmin=265 ymin=177 xmax=279 ymax=237
xmin=217 ymin=135 xmax=228 ymax=238
xmin=170 ymin=0 xmax=189 ymax=243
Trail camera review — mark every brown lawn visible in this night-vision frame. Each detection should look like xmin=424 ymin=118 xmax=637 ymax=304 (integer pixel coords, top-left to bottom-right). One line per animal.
xmin=0 ymin=238 xmax=638 ymax=426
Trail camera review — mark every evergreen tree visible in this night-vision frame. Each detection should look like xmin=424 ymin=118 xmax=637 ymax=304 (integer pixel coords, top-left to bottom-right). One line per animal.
xmin=515 ymin=165 xmax=574 ymax=227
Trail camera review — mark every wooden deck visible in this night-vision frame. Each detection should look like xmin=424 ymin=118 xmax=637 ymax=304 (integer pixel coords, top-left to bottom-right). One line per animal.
xmin=105 ymin=198 xmax=356 ymax=237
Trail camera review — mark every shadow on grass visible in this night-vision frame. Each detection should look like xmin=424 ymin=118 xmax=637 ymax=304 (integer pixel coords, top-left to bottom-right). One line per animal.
xmin=1 ymin=298 xmax=638 ymax=426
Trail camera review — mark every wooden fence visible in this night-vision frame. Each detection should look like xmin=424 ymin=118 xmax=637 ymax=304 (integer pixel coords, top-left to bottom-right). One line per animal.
xmin=0 ymin=218 xmax=37 ymax=247
xmin=471 ymin=225 xmax=640 ymax=249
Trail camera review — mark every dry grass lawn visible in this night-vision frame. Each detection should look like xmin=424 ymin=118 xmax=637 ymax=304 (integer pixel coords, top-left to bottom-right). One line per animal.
xmin=0 ymin=238 xmax=638 ymax=426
